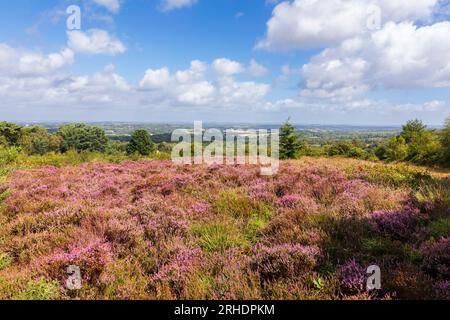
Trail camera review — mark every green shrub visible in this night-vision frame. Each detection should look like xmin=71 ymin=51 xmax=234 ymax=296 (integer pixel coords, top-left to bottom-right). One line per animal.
xmin=359 ymin=163 xmax=434 ymax=189
xmin=0 ymin=146 xmax=21 ymax=166
xmin=15 ymin=279 xmax=60 ymax=300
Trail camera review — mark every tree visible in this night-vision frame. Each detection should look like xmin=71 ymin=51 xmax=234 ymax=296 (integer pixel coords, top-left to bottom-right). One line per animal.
xmin=158 ymin=142 xmax=172 ymax=153
xmin=441 ymin=118 xmax=450 ymax=166
xmin=279 ymin=120 xmax=301 ymax=159
xmin=126 ymin=129 xmax=155 ymax=156
xmin=19 ymin=126 xmax=61 ymax=155
xmin=0 ymin=122 xmax=22 ymax=147
xmin=398 ymin=120 xmax=442 ymax=164
xmin=57 ymin=124 xmax=108 ymax=153
xmin=385 ymin=136 xmax=408 ymax=161
xmin=400 ymin=119 xmax=427 ymax=143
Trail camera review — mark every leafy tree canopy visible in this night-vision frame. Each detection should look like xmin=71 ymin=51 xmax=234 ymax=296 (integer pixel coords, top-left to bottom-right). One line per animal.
xmin=126 ymin=129 xmax=155 ymax=156
xmin=57 ymin=124 xmax=108 ymax=153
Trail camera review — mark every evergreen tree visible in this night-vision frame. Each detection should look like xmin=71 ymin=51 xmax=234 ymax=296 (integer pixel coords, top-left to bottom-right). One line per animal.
xmin=57 ymin=124 xmax=108 ymax=153
xmin=126 ymin=129 xmax=155 ymax=156
xmin=279 ymin=120 xmax=301 ymax=159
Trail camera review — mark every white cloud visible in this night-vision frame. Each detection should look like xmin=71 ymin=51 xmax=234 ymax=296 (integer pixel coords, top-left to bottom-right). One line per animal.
xmin=301 ymin=21 xmax=450 ymax=100
xmin=423 ymin=100 xmax=446 ymax=112
xmin=213 ymin=58 xmax=244 ymax=76
xmin=218 ymin=77 xmax=271 ymax=104
xmin=0 ymin=44 xmax=74 ymax=76
xmin=160 ymin=0 xmax=198 ymax=11
xmin=67 ymin=29 xmax=126 ymax=55
xmin=0 ymin=63 xmax=132 ymax=110
xmin=140 ymin=68 xmax=171 ymax=89
xmin=177 ymin=81 xmax=216 ymax=105
xmin=67 ymin=65 xmax=130 ymax=93
xmin=175 ymin=60 xmax=207 ymax=83
xmin=247 ymin=60 xmax=269 ymax=77
xmin=92 ymin=0 xmax=121 ymax=13
xmin=257 ymin=0 xmax=439 ymax=51
xmin=140 ymin=59 xmax=270 ymax=107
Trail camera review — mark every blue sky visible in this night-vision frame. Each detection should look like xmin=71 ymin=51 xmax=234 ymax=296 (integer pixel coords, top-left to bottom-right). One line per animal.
xmin=0 ymin=0 xmax=449 ymax=125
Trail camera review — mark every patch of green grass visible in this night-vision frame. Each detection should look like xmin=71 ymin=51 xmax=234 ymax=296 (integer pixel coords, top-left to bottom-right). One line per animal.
xmin=214 ymin=189 xmax=272 ymax=219
xmin=361 ymin=237 xmax=422 ymax=263
xmin=0 ymin=253 xmax=13 ymax=270
xmin=185 ymin=272 xmax=214 ymax=299
xmin=353 ymin=163 xmax=435 ymax=189
xmin=15 ymin=279 xmax=60 ymax=300
xmin=244 ymin=215 xmax=271 ymax=243
xmin=190 ymin=221 xmax=248 ymax=254
xmin=429 ymin=218 xmax=450 ymax=238
xmin=0 ymin=188 xmax=11 ymax=203
xmin=361 ymin=237 xmax=402 ymax=256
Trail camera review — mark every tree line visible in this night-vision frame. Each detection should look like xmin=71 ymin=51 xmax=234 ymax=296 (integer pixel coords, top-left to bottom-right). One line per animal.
xmin=280 ymin=118 xmax=450 ymax=167
xmin=0 ymin=122 xmax=157 ymax=156
xmin=1 ymin=119 xmax=449 ymax=168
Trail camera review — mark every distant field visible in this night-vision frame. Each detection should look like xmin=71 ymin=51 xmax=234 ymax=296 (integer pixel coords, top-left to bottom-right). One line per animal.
xmin=19 ymin=122 xmax=401 ymax=144
xmin=0 ymin=158 xmax=448 ymax=300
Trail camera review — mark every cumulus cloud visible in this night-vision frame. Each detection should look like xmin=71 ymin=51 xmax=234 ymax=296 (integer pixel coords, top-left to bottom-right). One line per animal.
xmin=256 ymin=0 xmax=450 ymax=108
xmin=0 ymin=44 xmax=74 ymax=76
xmin=301 ymin=21 xmax=450 ymax=100
xmin=213 ymin=58 xmax=244 ymax=76
xmin=140 ymin=59 xmax=270 ymax=107
xmin=247 ymin=60 xmax=269 ymax=77
xmin=92 ymin=0 xmax=121 ymax=13
xmin=0 ymin=41 xmax=271 ymax=117
xmin=67 ymin=29 xmax=126 ymax=55
xmin=160 ymin=0 xmax=198 ymax=11
xmin=0 ymin=62 xmax=131 ymax=109
xmin=257 ymin=0 xmax=439 ymax=51
xmin=140 ymin=68 xmax=171 ymax=89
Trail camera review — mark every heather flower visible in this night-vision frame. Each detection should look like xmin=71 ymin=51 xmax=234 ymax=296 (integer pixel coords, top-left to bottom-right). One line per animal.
xmin=248 ymin=180 xmax=274 ymax=203
xmin=276 ymin=194 xmax=319 ymax=213
xmin=251 ymin=244 xmax=320 ymax=282
xmin=105 ymin=216 xmax=143 ymax=247
xmin=191 ymin=202 xmax=211 ymax=214
xmin=370 ymin=207 xmax=427 ymax=242
xmin=433 ymin=281 xmax=450 ymax=299
xmin=145 ymin=215 xmax=188 ymax=244
xmin=421 ymin=237 xmax=450 ymax=280
xmin=337 ymin=259 xmax=366 ymax=294
xmin=152 ymin=248 xmax=203 ymax=296
xmin=47 ymin=239 xmax=113 ymax=285
xmin=277 ymin=195 xmax=302 ymax=208
xmin=1 ymin=159 xmax=446 ymax=300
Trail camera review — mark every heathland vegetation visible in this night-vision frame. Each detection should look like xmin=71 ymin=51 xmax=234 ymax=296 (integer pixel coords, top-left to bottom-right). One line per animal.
xmin=0 ymin=119 xmax=448 ymax=300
